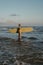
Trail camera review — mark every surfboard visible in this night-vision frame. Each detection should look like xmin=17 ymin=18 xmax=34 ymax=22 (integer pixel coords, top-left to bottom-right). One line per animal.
xmin=8 ymin=27 xmax=33 ymax=33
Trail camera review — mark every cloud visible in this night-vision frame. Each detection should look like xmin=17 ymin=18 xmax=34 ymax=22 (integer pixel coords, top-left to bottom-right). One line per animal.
xmin=10 ymin=14 xmax=19 ymax=16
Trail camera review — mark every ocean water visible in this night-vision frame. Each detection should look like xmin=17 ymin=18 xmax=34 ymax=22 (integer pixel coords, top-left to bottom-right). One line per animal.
xmin=0 ymin=26 xmax=43 ymax=65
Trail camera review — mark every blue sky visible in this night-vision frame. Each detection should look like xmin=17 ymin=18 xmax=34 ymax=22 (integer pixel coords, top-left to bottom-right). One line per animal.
xmin=0 ymin=0 xmax=43 ymax=26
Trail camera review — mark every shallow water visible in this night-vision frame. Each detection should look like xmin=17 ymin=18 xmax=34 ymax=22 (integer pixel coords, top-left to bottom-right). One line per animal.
xmin=0 ymin=26 xmax=43 ymax=65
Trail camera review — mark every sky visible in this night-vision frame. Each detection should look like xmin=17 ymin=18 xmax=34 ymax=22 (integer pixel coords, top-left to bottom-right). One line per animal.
xmin=0 ymin=0 xmax=43 ymax=26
